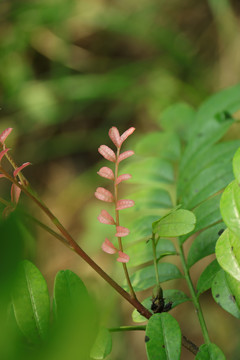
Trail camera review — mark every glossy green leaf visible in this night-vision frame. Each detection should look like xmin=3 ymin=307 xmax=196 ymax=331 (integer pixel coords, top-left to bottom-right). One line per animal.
xmin=220 ymin=180 xmax=240 ymax=238
xmin=53 ymin=269 xmax=89 ymax=319
xmin=125 ymin=263 xmax=183 ymax=292
xmin=152 ymin=209 xmax=196 ymax=237
xmin=130 ymin=188 xmax=172 ymax=211
xmin=159 ymin=102 xmax=195 ymax=141
xmin=211 ymin=270 xmax=240 ymax=319
xmin=135 ymin=131 xmax=181 ymax=161
xmin=195 ymin=343 xmax=226 ymax=360
xmin=225 ymin=272 xmax=240 ymax=309
xmin=187 ymin=224 xmax=225 ymax=269
xmin=178 ymin=141 xmax=240 ymax=197
xmin=180 ymin=161 xmax=233 ymax=209
xmin=196 ymin=260 xmax=221 ymax=297
xmin=145 ymin=313 xmax=181 ymax=360
xmin=11 ymin=260 xmax=50 ymax=345
xmin=132 ymin=290 xmax=190 ymax=323
xmin=127 ymin=239 xmax=176 ymax=268
xmin=233 ymin=147 xmax=240 ymax=183
xmin=123 ymin=215 xmax=160 ymax=244
xmin=180 ymin=194 xmax=222 ymax=244
xmin=215 ymin=229 xmax=240 ymax=281
xmin=90 ymin=328 xmax=112 ymax=360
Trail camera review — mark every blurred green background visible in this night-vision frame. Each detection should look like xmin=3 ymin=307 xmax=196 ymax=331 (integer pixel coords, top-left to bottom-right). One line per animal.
xmin=1 ymin=0 xmax=240 ymax=359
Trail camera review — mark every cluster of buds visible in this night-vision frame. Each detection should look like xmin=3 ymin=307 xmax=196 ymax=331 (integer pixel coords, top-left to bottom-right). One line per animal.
xmin=0 ymin=128 xmax=30 ymax=215
xmin=95 ymin=127 xmax=135 ymax=263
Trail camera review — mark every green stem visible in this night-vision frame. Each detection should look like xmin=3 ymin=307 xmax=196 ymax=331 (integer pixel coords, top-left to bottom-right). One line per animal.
xmin=109 ymin=325 xmax=146 ymax=332
xmin=151 ymin=232 xmax=160 ymax=285
xmin=179 ymin=242 xmax=210 ymax=345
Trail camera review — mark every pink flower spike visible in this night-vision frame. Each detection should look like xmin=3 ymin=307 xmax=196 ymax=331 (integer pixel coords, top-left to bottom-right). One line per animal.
xmin=0 ymin=128 xmax=13 ymax=144
xmin=109 ymin=127 xmax=121 ymax=148
xmin=98 ymin=145 xmax=116 ymax=162
xmin=11 ymin=183 xmax=21 ymax=204
xmin=115 ymin=226 xmax=130 ymax=237
xmin=116 ymin=199 xmax=135 ymax=210
xmin=97 ymin=209 xmax=115 ymax=225
xmin=95 ymin=187 xmax=114 ymax=202
xmin=117 ymin=251 xmax=130 ymax=263
xmin=102 ymin=238 xmax=118 ymax=254
xmin=13 ymin=162 xmax=31 ymax=178
xmin=0 ymin=148 xmax=10 ymax=162
xmin=120 ymin=127 xmax=135 ymax=143
xmin=116 ymin=173 xmax=132 ymax=185
xmin=97 ymin=166 xmax=114 ymax=180
xmin=118 ymin=150 xmax=134 ymax=163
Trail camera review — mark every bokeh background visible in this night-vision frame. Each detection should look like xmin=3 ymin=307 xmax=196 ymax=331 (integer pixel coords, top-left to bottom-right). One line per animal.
xmin=1 ymin=0 xmax=240 ymax=359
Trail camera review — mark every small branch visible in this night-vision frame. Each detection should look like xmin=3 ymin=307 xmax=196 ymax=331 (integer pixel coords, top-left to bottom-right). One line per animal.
xmin=109 ymin=325 xmax=146 ymax=332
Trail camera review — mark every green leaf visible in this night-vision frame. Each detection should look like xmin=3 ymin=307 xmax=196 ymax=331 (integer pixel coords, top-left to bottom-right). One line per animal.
xmin=90 ymin=328 xmax=112 ymax=360
xmin=123 ymin=215 xmax=160 ymax=244
xmin=122 ymin=157 xmax=174 ymax=185
xmin=11 ymin=260 xmax=50 ymax=345
xmin=134 ymin=131 xmax=181 ymax=161
xmin=152 ymin=209 xmax=196 ymax=237
xmin=127 ymin=239 xmax=176 ymax=268
xmin=125 ymin=263 xmax=183 ymax=292
xmin=145 ymin=313 xmax=181 ymax=360
xmin=179 ymin=161 xmax=233 ymax=209
xmin=187 ymin=224 xmax=225 ymax=268
xmin=130 ymin=188 xmax=172 ymax=211
xmin=215 ymin=229 xmax=240 ymax=281
xmin=211 ymin=269 xmax=240 ymax=319
xmin=225 ymin=272 xmax=240 ymax=309
xmin=132 ymin=290 xmax=190 ymax=323
xmin=233 ymin=147 xmax=240 ymax=183
xmin=159 ymin=102 xmax=195 ymax=141
xmin=195 ymin=343 xmax=226 ymax=360
xmin=197 ymin=260 xmax=221 ymax=297
xmin=220 ymin=180 xmax=240 ymax=238
xmin=53 ymin=269 xmax=89 ymax=319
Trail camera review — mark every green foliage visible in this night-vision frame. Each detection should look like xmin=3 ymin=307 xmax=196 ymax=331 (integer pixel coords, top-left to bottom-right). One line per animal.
xmin=195 ymin=343 xmax=226 ymax=360
xmin=145 ymin=313 xmax=181 ymax=360
xmin=90 ymin=328 xmax=112 ymax=360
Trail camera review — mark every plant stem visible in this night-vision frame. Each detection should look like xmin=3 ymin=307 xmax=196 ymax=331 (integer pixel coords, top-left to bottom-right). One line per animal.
xmin=114 ymin=147 xmax=136 ymax=299
xmin=151 ymin=232 xmax=160 ymax=285
xmin=0 ymin=166 xmax=199 ymax=355
xmin=178 ymin=241 xmax=210 ymax=345
xmin=109 ymin=325 xmax=146 ymax=332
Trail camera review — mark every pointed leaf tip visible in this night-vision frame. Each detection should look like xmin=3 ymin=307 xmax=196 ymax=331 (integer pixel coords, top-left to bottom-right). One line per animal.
xmin=95 ymin=187 xmax=114 ymax=202
xmin=102 ymin=239 xmax=117 ymax=254
xmin=97 ymin=166 xmax=114 ymax=180
xmin=109 ymin=127 xmax=121 ymax=148
xmin=116 ymin=174 xmax=132 ymax=184
xmin=13 ymin=162 xmax=31 ymax=178
xmin=117 ymin=251 xmax=130 ymax=263
xmin=97 ymin=209 xmax=115 ymax=225
xmin=120 ymin=127 xmax=135 ymax=143
xmin=11 ymin=183 xmax=21 ymax=204
xmin=0 ymin=148 xmax=10 ymax=162
xmin=0 ymin=128 xmax=13 ymax=144
xmin=98 ymin=145 xmax=116 ymax=162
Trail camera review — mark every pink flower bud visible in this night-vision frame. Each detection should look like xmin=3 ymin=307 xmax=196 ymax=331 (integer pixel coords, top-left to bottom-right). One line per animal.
xmin=0 ymin=128 xmax=13 ymax=144
xmin=117 ymin=251 xmax=130 ymax=263
xmin=11 ymin=183 xmax=21 ymax=204
xmin=118 ymin=150 xmax=134 ymax=163
xmin=116 ymin=173 xmax=132 ymax=185
xmin=97 ymin=166 xmax=114 ymax=180
xmin=98 ymin=145 xmax=116 ymax=162
xmin=115 ymin=226 xmax=130 ymax=237
xmin=120 ymin=127 xmax=135 ymax=143
xmin=109 ymin=127 xmax=121 ymax=148
xmin=95 ymin=187 xmax=114 ymax=202
xmin=0 ymin=148 xmax=9 ymax=162
xmin=97 ymin=209 xmax=115 ymax=225
xmin=13 ymin=162 xmax=31 ymax=178
xmin=116 ymin=199 xmax=135 ymax=210
xmin=102 ymin=238 xmax=117 ymax=254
